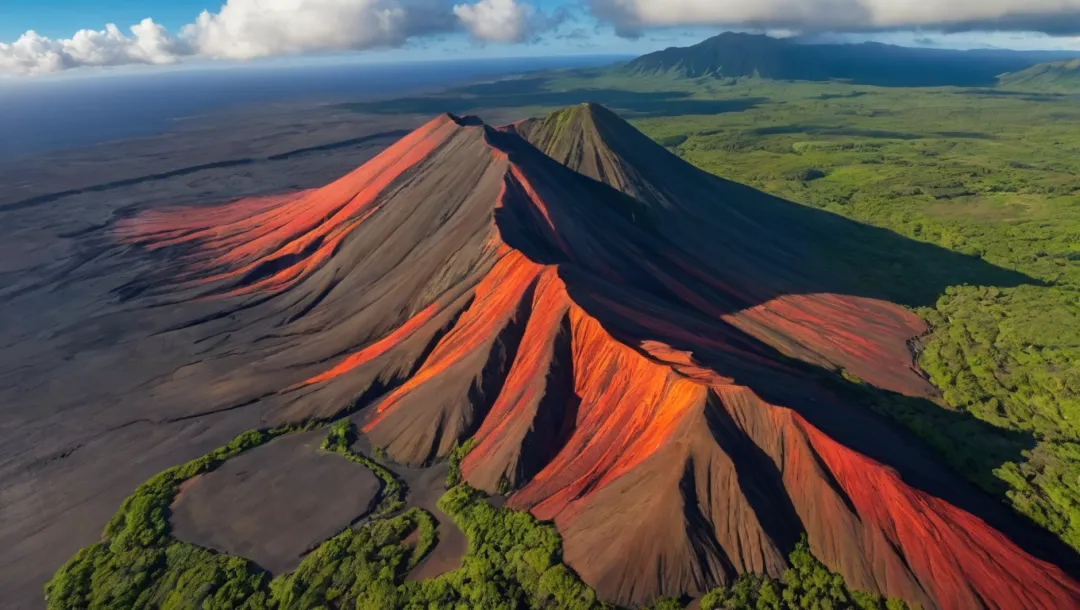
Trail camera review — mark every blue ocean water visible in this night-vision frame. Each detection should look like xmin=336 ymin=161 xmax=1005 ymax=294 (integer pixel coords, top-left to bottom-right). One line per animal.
xmin=0 ymin=55 xmax=626 ymax=158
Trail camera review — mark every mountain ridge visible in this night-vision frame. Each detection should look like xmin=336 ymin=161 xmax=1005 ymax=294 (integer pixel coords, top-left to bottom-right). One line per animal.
xmin=625 ymin=32 xmax=1080 ymax=87
xmin=999 ymin=58 xmax=1080 ymax=92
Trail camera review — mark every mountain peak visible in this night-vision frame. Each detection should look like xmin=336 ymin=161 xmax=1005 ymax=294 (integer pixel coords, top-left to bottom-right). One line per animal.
xmin=528 ymin=102 xmax=625 ymax=137
xmin=99 ymin=105 xmax=1080 ymax=609
xmin=502 ymin=102 xmax=680 ymax=212
xmin=701 ymin=31 xmax=787 ymax=44
xmin=445 ymin=112 xmax=485 ymax=126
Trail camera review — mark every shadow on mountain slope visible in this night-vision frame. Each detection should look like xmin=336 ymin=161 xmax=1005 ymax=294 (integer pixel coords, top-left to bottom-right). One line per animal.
xmin=491 ymin=105 xmax=1080 ymax=577
xmin=506 ymin=103 xmax=1037 ymax=310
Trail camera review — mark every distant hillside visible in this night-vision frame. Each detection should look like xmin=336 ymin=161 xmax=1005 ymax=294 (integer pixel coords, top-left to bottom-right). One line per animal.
xmin=626 ymin=32 xmax=1077 ymax=87
xmin=999 ymin=59 xmax=1080 ymax=92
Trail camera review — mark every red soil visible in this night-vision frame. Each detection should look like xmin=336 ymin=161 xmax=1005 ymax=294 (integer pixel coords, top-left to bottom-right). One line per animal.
xmin=293 ymin=300 xmax=444 ymax=389
xmin=115 ymin=115 xmax=461 ymax=297
xmin=798 ymin=414 xmax=1080 ymax=610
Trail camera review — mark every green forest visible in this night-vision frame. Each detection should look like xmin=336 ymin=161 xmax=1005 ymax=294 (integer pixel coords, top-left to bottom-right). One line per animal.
xmin=45 ymin=424 xmax=601 ymax=610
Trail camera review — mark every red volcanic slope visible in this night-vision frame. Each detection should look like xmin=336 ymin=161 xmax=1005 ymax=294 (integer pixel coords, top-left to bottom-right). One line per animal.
xmin=112 ymin=108 xmax=1080 ymax=609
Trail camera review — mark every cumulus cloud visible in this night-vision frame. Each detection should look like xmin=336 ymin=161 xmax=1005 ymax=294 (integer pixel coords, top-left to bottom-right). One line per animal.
xmin=0 ymin=19 xmax=191 ymax=76
xmin=11 ymin=0 xmax=1080 ymax=75
xmin=183 ymin=0 xmax=411 ymax=60
xmin=588 ymin=0 xmax=1080 ymax=36
xmin=1 ymin=0 xmax=558 ymax=75
xmin=453 ymin=0 xmax=538 ymax=43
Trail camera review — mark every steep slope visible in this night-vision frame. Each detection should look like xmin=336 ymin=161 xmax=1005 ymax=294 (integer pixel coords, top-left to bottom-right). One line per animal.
xmin=999 ymin=58 xmax=1080 ymax=92
xmin=625 ymin=32 xmax=1067 ymax=87
xmin=21 ymin=108 xmax=1080 ymax=610
xmin=510 ymin=103 xmax=936 ymax=397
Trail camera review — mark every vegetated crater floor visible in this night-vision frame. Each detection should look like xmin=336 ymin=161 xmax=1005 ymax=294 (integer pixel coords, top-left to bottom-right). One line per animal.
xmin=169 ymin=430 xmax=380 ymax=575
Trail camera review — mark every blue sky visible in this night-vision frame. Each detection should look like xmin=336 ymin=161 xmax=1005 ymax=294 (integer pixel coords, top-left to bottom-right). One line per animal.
xmin=4 ymin=0 xmax=1080 ymax=77
xmin=0 ymin=1 xmax=202 ymax=39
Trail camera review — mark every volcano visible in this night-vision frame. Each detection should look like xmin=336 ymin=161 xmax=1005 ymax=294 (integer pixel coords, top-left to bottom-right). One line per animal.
xmin=7 ymin=104 xmax=1080 ymax=609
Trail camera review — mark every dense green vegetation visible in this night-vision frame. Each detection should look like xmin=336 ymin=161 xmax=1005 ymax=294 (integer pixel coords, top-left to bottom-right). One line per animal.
xmin=401 ymin=484 xmax=607 ymax=609
xmin=699 ymin=537 xmax=908 ymax=610
xmin=44 ymin=421 xmax=605 ymax=609
xmin=270 ymin=508 xmax=437 ymax=610
xmin=444 ymin=438 xmax=476 ymax=488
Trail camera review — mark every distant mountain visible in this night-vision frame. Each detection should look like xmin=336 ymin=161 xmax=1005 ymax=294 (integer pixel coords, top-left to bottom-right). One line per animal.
xmin=999 ymin=59 xmax=1080 ymax=92
xmin=626 ymin=32 xmax=1079 ymax=87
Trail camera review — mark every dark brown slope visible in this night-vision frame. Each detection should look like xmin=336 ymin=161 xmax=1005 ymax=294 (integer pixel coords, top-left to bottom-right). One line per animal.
xmin=509 ymin=103 xmax=942 ymax=395
xmin=1 ymin=109 xmax=1077 ymax=610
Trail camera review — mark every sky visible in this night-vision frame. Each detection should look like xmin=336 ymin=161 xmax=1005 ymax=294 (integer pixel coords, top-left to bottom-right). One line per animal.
xmin=4 ymin=0 xmax=1080 ymax=76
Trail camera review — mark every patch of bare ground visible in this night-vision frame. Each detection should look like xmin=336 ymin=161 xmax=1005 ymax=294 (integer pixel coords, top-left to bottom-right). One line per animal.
xmin=402 ymin=463 xmax=468 ymax=581
xmin=169 ymin=429 xmax=380 ymax=575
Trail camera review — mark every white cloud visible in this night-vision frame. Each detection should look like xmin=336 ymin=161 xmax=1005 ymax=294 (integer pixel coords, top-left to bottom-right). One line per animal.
xmin=453 ymin=0 xmax=536 ymax=43
xmin=8 ymin=0 xmax=1080 ymax=75
xmin=0 ymin=19 xmax=191 ymax=76
xmin=589 ymin=0 xmax=1080 ymax=35
xmin=2 ymin=0 xmax=541 ymax=75
xmin=0 ymin=0 xmax=562 ymax=75
xmin=183 ymin=0 xmax=411 ymax=60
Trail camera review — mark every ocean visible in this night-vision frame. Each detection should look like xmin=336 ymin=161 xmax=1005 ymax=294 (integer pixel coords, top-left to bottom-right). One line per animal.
xmin=0 ymin=55 xmax=626 ymax=159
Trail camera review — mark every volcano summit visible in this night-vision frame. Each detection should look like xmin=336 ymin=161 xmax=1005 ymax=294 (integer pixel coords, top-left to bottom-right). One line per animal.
xmin=5 ymin=104 xmax=1079 ymax=609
